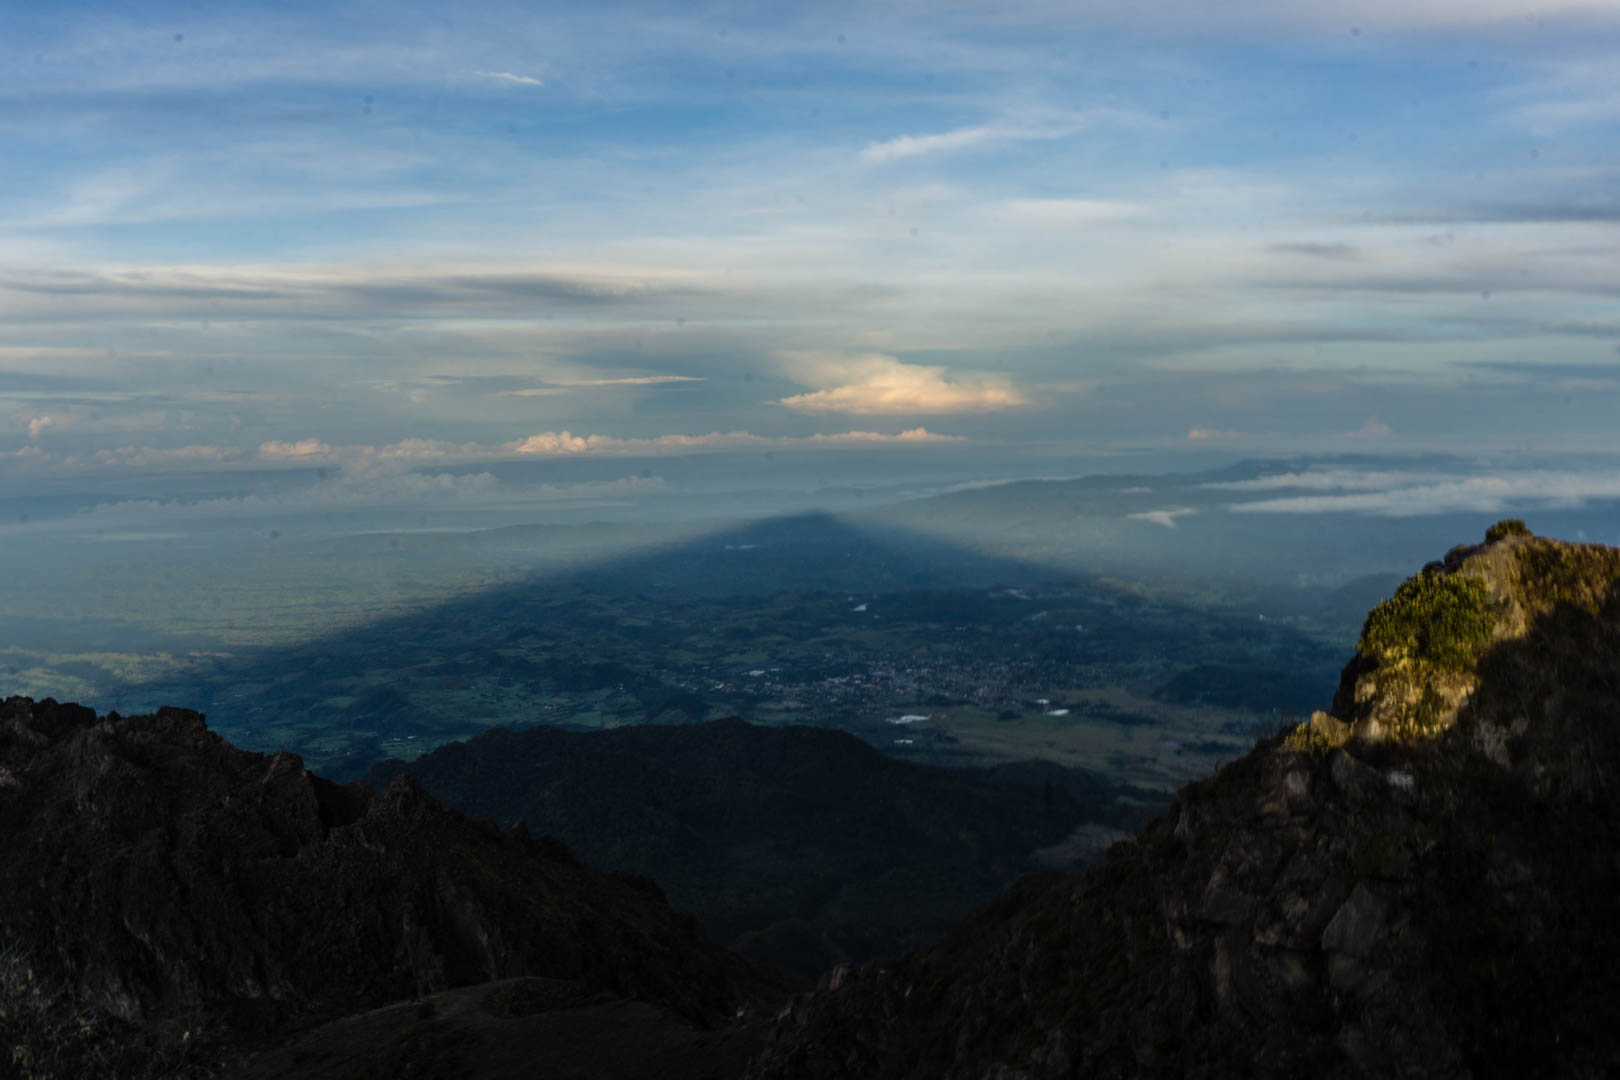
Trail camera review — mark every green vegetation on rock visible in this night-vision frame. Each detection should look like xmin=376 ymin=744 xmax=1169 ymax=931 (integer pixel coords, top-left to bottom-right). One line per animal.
xmin=1281 ymin=711 xmax=1350 ymax=755
xmin=1484 ymin=518 xmax=1532 ymax=544
xmin=1358 ymin=570 xmax=1494 ymax=671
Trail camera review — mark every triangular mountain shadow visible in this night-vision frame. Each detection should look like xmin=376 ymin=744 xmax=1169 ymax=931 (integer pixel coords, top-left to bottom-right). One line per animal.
xmin=100 ymin=511 xmax=1345 ymax=778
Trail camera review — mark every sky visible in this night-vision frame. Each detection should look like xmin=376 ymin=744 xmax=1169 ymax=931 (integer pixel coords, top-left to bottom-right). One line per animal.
xmin=2 ymin=0 xmax=1620 ymax=506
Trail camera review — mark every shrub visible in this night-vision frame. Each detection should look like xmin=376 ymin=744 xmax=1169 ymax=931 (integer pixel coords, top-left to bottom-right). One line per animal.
xmin=1484 ymin=519 xmax=1531 ymax=544
xmin=1358 ymin=570 xmax=1494 ymax=671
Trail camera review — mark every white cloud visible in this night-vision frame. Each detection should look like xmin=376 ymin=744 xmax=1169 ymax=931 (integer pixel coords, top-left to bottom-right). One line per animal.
xmin=1129 ymin=507 xmax=1198 ymax=528
xmin=997 ymin=199 xmax=1145 ymax=228
xmin=1228 ymin=470 xmax=1620 ymax=516
xmin=507 ymin=426 xmax=961 ymax=455
xmin=861 ymin=125 xmax=1011 ymax=164
xmin=775 ymin=353 xmax=1028 ymax=415
xmin=26 ymin=415 xmax=56 ymax=439
xmin=474 ymin=70 xmax=543 ymax=87
xmin=858 ymin=110 xmax=1141 ymax=165
xmin=1204 ymin=468 xmax=1447 ymax=493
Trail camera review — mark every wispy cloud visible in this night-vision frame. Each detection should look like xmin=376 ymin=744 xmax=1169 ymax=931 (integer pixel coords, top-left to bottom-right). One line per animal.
xmin=1129 ymin=507 xmax=1197 ymax=528
xmin=473 ymin=70 xmax=543 ymax=87
xmin=859 ymin=111 xmax=1134 ymax=164
xmin=506 ymin=427 xmax=960 ymax=455
xmin=861 ymin=125 xmax=1017 ymax=164
xmin=0 ymin=427 xmax=964 ymax=476
xmin=496 ymin=375 xmax=704 ymax=397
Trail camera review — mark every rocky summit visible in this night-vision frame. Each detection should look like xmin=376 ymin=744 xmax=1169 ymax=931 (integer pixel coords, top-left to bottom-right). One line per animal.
xmin=746 ymin=524 xmax=1620 ymax=1080
xmin=0 ymin=698 xmax=773 ymax=1078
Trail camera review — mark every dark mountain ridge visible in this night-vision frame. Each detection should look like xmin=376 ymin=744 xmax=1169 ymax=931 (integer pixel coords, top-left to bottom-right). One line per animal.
xmin=365 ymin=719 xmax=1153 ymax=974
xmin=0 ymin=698 xmax=773 ymax=1077
xmin=746 ymin=524 xmax=1620 ymax=1079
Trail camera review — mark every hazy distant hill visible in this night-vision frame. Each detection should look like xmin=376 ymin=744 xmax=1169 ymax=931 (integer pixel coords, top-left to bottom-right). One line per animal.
xmin=368 ymin=719 xmax=1154 ymax=974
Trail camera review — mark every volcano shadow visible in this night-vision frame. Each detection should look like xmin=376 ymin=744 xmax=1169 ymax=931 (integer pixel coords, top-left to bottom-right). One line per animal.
xmin=103 ymin=510 xmax=1344 ymax=778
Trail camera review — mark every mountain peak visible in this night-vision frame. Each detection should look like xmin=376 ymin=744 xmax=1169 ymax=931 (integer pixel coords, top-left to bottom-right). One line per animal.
xmin=748 ymin=528 xmax=1620 ymax=1078
xmin=1288 ymin=524 xmax=1620 ymax=781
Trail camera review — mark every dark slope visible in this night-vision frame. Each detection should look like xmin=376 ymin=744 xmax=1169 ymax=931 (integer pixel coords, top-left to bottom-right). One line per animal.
xmin=747 ymin=526 xmax=1620 ymax=1080
xmin=0 ymin=698 xmax=775 ymax=1077
xmin=366 ymin=719 xmax=1152 ymax=974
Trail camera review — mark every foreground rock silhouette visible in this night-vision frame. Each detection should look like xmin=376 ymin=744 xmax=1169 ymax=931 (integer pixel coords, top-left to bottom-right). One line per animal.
xmin=746 ymin=525 xmax=1620 ymax=1079
xmin=0 ymin=698 xmax=774 ymax=1077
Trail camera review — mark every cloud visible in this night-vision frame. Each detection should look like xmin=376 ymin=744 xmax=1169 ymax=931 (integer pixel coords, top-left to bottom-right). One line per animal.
xmin=474 ymin=70 xmax=543 ymax=87
xmin=1352 ymin=416 xmax=1394 ymax=438
xmin=95 ymin=444 xmax=241 ymax=468
xmin=997 ymin=199 xmax=1145 ymax=228
xmin=861 ymin=125 xmax=1015 ymax=164
xmin=1129 ymin=507 xmax=1198 ymax=528
xmin=3 ymin=426 xmax=964 ymax=478
xmin=507 ymin=427 xmax=961 ymax=455
xmin=258 ymin=438 xmax=336 ymax=462
xmin=25 ymin=415 xmax=56 ymax=438
xmin=775 ymin=354 xmax=1028 ymax=415
xmin=1204 ymin=468 xmax=1447 ymax=493
xmin=1228 ymin=470 xmax=1620 ymax=516
xmin=495 ymin=375 xmax=705 ymax=397
xmin=1186 ymin=427 xmax=1247 ymax=441
xmin=858 ymin=111 xmax=1134 ymax=164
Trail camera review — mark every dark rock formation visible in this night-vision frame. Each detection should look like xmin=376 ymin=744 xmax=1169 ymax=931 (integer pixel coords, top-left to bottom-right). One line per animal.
xmin=747 ymin=526 xmax=1620 ymax=1079
xmin=0 ymin=698 xmax=773 ymax=1074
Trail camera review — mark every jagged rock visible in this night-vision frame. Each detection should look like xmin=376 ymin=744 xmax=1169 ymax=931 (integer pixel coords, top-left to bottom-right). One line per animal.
xmin=0 ymin=697 xmax=774 ymax=1074
xmin=747 ymin=526 xmax=1620 ymax=1079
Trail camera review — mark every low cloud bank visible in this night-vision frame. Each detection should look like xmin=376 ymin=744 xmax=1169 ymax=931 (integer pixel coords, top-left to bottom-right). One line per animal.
xmin=1228 ymin=470 xmax=1620 ymax=516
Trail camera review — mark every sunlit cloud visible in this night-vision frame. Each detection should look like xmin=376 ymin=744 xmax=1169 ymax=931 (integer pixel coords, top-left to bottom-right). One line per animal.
xmin=775 ymin=354 xmax=1028 ymax=416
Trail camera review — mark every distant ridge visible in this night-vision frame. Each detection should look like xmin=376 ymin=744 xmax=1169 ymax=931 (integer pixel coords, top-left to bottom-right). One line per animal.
xmin=747 ymin=523 xmax=1620 ymax=1079
xmin=368 ymin=719 xmax=1151 ymax=974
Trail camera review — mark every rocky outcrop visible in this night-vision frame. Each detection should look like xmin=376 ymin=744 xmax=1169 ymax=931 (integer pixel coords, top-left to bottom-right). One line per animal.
xmin=0 ymin=698 xmax=773 ymax=1074
xmin=747 ymin=525 xmax=1620 ymax=1079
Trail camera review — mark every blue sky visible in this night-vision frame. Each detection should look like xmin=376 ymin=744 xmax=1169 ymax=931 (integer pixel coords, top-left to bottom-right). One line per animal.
xmin=2 ymin=0 xmax=1619 ymax=490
